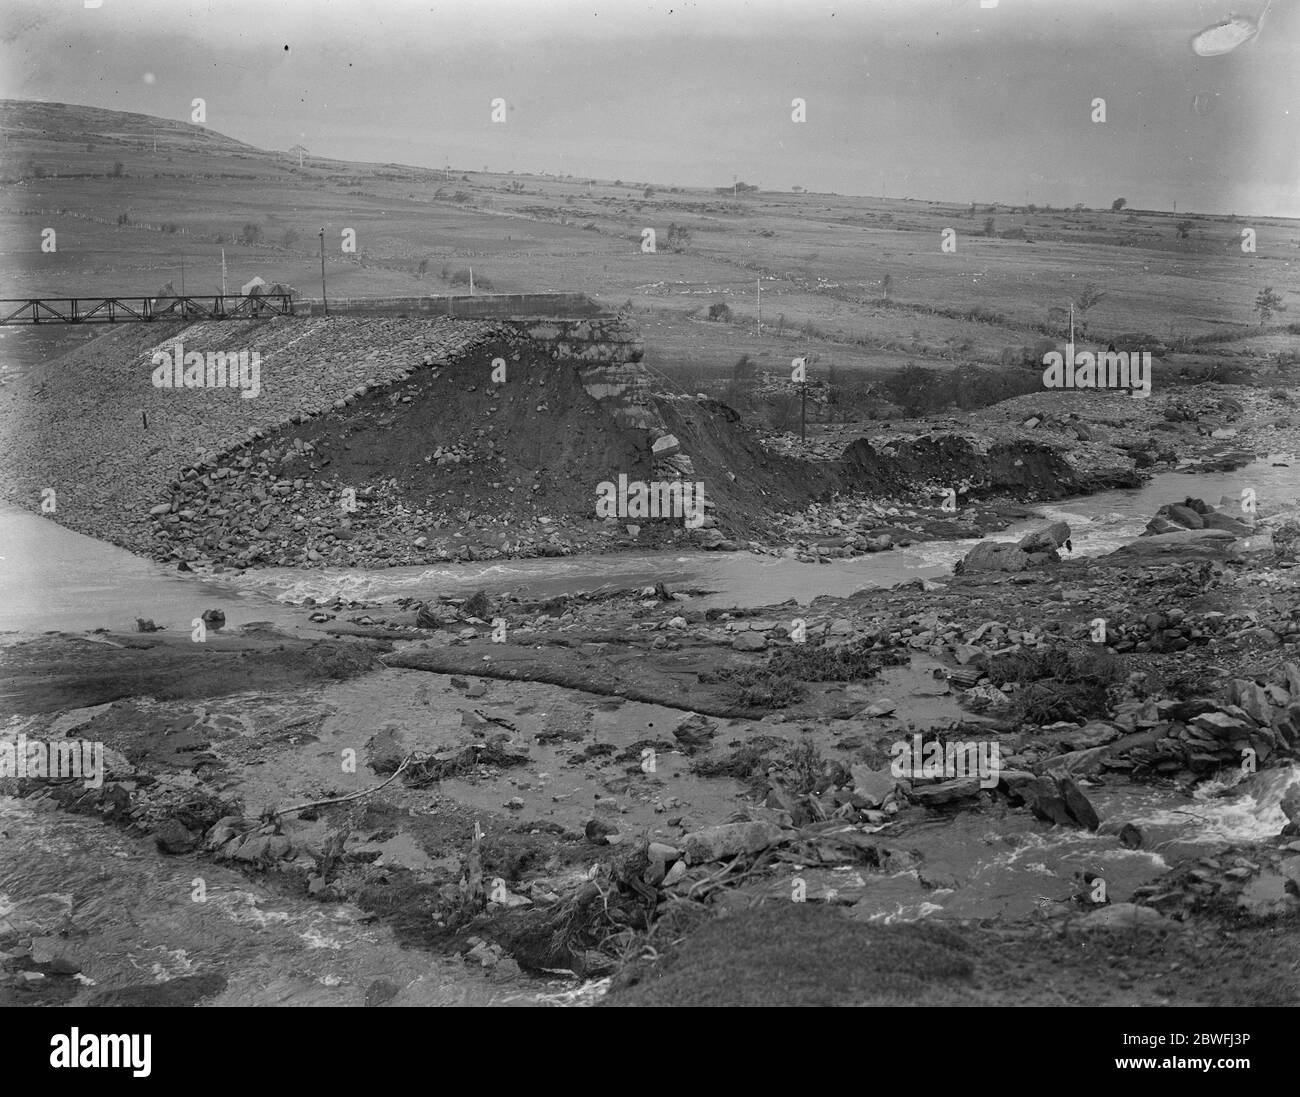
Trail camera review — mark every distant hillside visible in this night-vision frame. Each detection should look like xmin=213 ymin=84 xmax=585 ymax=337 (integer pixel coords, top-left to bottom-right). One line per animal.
xmin=0 ymin=99 xmax=265 ymax=155
xmin=1 ymin=98 xmax=1293 ymax=383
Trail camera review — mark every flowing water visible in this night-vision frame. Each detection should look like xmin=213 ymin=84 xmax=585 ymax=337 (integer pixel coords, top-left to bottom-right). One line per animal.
xmin=0 ymin=797 xmax=539 ymax=1006
xmin=4 ymin=459 xmax=1296 ymax=633
xmin=2 ymin=458 xmax=1297 ymax=1003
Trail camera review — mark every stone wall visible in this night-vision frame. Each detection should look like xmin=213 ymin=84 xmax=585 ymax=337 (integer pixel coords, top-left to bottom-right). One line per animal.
xmin=488 ymin=317 xmax=655 ymax=434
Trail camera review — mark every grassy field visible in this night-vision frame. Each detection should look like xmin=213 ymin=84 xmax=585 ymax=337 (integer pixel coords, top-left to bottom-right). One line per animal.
xmin=2 ymin=99 xmax=1297 ymax=391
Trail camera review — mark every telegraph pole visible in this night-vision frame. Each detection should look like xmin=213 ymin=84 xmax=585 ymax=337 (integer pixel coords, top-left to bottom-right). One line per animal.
xmin=319 ymin=228 xmax=328 ymax=316
xmin=756 ymin=279 xmax=762 ymax=336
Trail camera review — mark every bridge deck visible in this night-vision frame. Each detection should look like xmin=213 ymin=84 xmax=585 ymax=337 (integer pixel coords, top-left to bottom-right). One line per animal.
xmin=0 ymin=295 xmax=294 ymax=325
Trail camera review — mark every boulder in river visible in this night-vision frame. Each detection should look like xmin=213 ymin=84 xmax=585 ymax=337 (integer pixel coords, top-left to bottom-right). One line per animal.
xmin=1013 ymin=773 xmax=1101 ymax=831
xmin=460 ymin=589 xmax=492 ymax=620
xmin=956 ymin=521 xmax=1070 ymax=574
xmin=1017 ymin=520 xmax=1071 ymax=554
xmin=1143 ymin=497 xmax=1252 ymax=538
xmin=1113 ymin=527 xmax=1232 ymax=557
xmin=673 ymin=713 xmax=718 ymax=752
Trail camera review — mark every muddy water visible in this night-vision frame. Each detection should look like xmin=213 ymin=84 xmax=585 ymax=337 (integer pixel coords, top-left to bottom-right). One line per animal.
xmin=4 ymin=459 xmax=1295 ymax=633
xmin=0 ymin=794 xmax=577 ymax=1006
xmin=845 ymin=764 xmax=1299 ymax=923
xmin=0 ymin=458 xmax=1296 ymax=1002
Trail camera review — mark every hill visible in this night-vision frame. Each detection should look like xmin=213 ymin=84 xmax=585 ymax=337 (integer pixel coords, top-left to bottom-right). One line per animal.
xmin=2 ymin=97 xmax=1296 ymax=399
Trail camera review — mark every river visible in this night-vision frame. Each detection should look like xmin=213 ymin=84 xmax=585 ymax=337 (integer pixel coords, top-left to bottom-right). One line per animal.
xmin=2 ymin=459 xmax=1296 ymax=633
xmin=2 ymin=458 xmax=1297 ymax=1005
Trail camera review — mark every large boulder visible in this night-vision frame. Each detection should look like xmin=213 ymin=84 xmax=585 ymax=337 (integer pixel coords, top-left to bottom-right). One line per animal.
xmin=1017 ymin=520 xmax=1071 ymax=554
xmin=1200 ymin=511 xmax=1253 ymax=536
xmin=651 ymin=434 xmax=682 ymax=459
xmin=682 ymin=821 xmax=786 ymax=864
xmin=1111 ymin=528 xmax=1236 ymax=559
xmin=673 ymin=713 xmax=718 ymax=752
xmin=957 ymin=522 xmax=1069 ymax=574
xmin=959 ymin=542 xmax=1030 ymax=573
xmin=1143 ymin=498 xmax=1253 ymax=538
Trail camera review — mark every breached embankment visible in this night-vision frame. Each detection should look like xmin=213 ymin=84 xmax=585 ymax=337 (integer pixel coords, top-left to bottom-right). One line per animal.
xmin=1 ymin=310 xmax=1165 ymax=572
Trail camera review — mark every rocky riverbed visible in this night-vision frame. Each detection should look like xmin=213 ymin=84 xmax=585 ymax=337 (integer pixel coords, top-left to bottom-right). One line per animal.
xmin=4 ymin=490 xmax=1299 ymax=1006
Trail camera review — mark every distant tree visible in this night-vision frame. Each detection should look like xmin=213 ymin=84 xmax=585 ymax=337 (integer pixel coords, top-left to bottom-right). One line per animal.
xmin=417 ymin=258 xmax=429 ymax=277
xmin=1111 ymin=197 xmax=1127 ymax=212
xmin=1255 ymin=286 xmax=1283 ymax=325
xmin=643 ymin=186 xmax=655 ymax=198
xmin=240 ymin=222 xmax=261 ymax=244
xmin=116 ymin=211 xmax=129 ymax=225
xmin=881 ymin=273 xmax=893 ymax=300
xmin=1176 ymin=219 xmax=1193 ymax=240
xmin=665 ymin=222 xmax=691 ymax=252
xmin=982 ymin=217 xmax=995 ymax=236
xmin=707 ymin=302 xmax=732 ymax=322
xmin=1073 ymin=203 xmax=1085 ymax=212
xmin=280 ymin=228 xmax=299 ymax=248
xmin=112 ymin=161 xmax=124 ymax=177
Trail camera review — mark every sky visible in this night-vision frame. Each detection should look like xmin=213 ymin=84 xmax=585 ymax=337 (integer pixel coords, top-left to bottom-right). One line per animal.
xmin=0 ymin=0 xmax=1296 ymax=216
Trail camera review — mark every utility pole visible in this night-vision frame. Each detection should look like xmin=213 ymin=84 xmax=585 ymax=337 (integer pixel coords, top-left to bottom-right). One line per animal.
xmin=801 ymin=378 xmax=807 ymax=443
xmin=179 ymin=251 xmax=185 ymax=296
xmin=469 ymin=267 xmax=474 ymax=295
xmin=756 ymin=279 xmax=762 ymax=336
xmin=319 ymin=228 xmax=328 ymax=316
xmin=221 ymin=247 xmax=227 ymax=300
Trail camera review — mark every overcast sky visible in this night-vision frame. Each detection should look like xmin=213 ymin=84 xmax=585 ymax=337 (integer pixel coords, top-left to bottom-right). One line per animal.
xmin=1 ymin=0 xmax=1296 ymax=215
